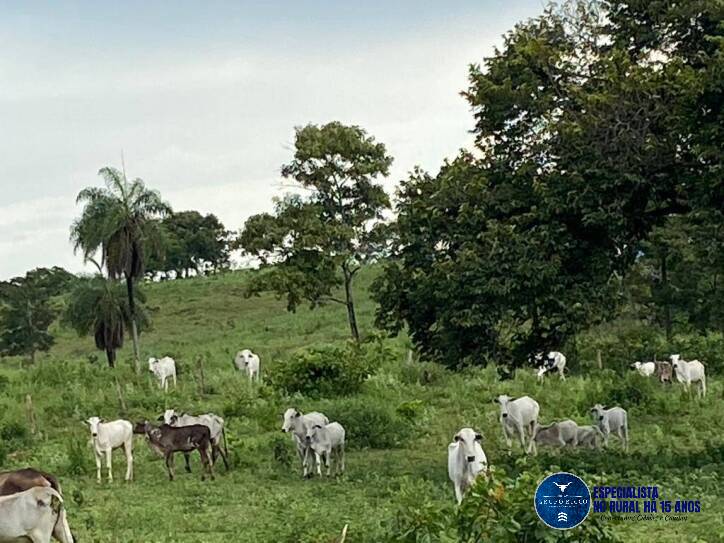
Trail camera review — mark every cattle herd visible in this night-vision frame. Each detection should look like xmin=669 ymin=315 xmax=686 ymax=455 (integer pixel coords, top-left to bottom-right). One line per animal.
xmin=0 ymin=349 xmax=709 ymax=541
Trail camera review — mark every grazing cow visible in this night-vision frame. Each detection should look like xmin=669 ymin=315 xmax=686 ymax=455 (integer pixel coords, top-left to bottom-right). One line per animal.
xmin=161 ymin=409 xmax=229 ymax=471
xmin=305 ymin=422 xmax=346 ymax=477
xmin=281 ymin=408 xmax=329 ymax=477
xmin=0 ymin=486 xmax=63 ymax=543
xmin=494 ymin=395 xmax=539 ymax=454
xmin=631 ymin=361 xmax=656 ymax=377
xmin=234 ymin=349 xmax=261 ymax=381
xmin=0 ymin=469 xmax=75 ymax=543
xmin=148 ymin=356 xmax=177 ymax=392
xmin=670 ymin=354 xmax=707 ymax=397
xmin=528 ymin=419 xmax=578 ymax=454
xmin=575 ymin=425 xmax=604 ymax=449
xmin=447 ymin=427 xmax=488 ymax=504
xmin=537 ymin=351 xmax=566 ymax=380
xmin=655 ymin=361 xmax=673 ymax=384
xmin=84 ymin=417 xmax=134 ymax=483
xmin=590 ymin=405 xmax=629 ymax=452
xmin=134 ymin=421 xmax=214 ymax=481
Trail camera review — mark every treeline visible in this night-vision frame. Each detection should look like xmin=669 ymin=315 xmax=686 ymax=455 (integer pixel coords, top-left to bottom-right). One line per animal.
xmin=2 ymin=0 xmax=722 ymax=371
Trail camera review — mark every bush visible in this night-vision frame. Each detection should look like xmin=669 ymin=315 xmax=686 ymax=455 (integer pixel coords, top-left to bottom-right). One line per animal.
xmin=324 ymin=398 xmax=413 ymax=449
xmin=382 ymin=479 xmax=455 ymax=542
xmin=267 ymin=341 xmax=381 ymax=397
xmin=65 ymin=437 xmax=91 ymax=476
xmin=1 ymin=420 xmax=29 ymax=443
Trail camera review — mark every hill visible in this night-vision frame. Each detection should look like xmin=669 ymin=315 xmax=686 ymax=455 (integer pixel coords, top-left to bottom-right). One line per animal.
xmin=0 ymin=268 xmax=722 ymax=542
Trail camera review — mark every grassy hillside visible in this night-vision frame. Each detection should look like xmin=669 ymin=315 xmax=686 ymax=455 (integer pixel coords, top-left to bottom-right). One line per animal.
xmin=0 ymin=269 xmax=722 ymax=542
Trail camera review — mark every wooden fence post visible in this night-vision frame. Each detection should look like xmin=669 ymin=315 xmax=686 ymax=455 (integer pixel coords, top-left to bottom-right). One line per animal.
xmin=114 ymin=377 xmax=128 ymax=414
xmin=197 ymin=354 xmax=206 ymax=396
xmin=596 ymin=349 xmax=602 ymax=369
xmin=25 ymin=394 xmax=37 ymax=435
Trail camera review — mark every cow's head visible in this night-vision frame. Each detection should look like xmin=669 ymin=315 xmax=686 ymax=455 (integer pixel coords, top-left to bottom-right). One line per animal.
xmin=148 ymin=357 xmax=158 ymax=371
xmin=282 ymin=408 xmax=300 ymax=432
xmin=85 ymin=416 xmax=103 ymax=438
xmin=631 ymin=361 xmax=641 ymax=370
xmin=133 ymin=420 xmax=150 ymax=435
xmin=305 ymin=424 xmax=323 ymax=444
xmin=494 ymin=395 xmax=514 ymax=418
xmin=453 ymin=427 xmax=483 ymax=463
xmin=590 ymin=404 xmax=605 ymax=421
xmin=669 ymin=354 xmax=680 ymax=367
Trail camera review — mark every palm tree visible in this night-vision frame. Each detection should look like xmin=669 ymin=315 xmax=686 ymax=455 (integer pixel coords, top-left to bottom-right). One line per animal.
xmin=71 ymin=167 xmax=169 ymax=371
xmin=63 ymin=274 xmax=144 ymax=367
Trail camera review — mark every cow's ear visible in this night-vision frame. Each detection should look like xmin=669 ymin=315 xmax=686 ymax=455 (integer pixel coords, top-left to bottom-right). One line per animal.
xmin=294 ymin=411 xmax=301 ymax=418
xmin=475 ymin=433 xmax=483 ymax=441
xmin=82 ymin=421 xmax=89 ymax=427
xmin=156 ymin=415 xmax=164 ymax=421
xmin=99 ymin=418 xmax=105 ymax=423
xmin=314 ymin=424 xmax=322 ymax=429
xmin=492 ymin=398 xmax=498 ymax=404
xmin=453 ymin=434 xmax=461 ymax=442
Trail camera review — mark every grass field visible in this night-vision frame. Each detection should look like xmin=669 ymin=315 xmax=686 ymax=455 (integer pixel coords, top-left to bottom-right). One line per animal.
xmin=0 ymin=269 xmax=722 ymax=542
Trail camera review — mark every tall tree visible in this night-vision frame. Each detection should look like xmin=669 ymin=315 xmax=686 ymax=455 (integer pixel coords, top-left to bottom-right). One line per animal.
xmin=0 ymin=267 xmax=74 ymax=363
xmin=71 ymin=167 xmax=169 ymax=371
xmin=239 ymin=122 xmax=393 ymax=341
xmin=373 ymin=0 xmax=723 ymax=368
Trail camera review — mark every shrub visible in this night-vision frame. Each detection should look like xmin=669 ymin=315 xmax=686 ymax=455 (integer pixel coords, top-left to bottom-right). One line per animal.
xmin=1 ymin=420 xmax=29 ymax=443
xmin=382 ymin=479 xmax=455 ymax=542
xmin=65 ymin=437 xmax=91 ymax=476
xmin=325 ymin=398 xmax=413 ymax=449
xmin=267 ymin=341 xmax=381 ymax=397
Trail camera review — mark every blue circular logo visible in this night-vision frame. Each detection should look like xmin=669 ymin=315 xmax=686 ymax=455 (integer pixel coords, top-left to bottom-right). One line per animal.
xmin=534 ymin=472 xmax=591 ymax=529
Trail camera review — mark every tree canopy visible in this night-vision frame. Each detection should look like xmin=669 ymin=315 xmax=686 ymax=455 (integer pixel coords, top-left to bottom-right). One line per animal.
xmin=238 ymin=122 xmax=393 ymax=341
xmin=373 ymin=0 xmax=724 ymax=368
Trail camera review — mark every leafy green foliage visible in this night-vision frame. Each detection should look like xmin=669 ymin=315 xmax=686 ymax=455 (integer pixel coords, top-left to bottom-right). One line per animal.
xmin=239 ymin=122 xmax=393 ymax=341
xmin=374 ymin=0 xmax=724 ymax=368
xmin=266 ymin=341 xmax=380 ymax=397
xmin=324 ymin=397 xmax=413 ymax=449
xmin=0 ymin=267 xmax=74 ymax=362
xmin=146 ymin=210 xmax=231 ymax=278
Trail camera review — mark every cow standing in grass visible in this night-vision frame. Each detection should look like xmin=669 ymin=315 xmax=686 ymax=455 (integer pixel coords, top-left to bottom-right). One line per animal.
xmin=670 ymin=354 xmax=707 ymax=397
xmin=494 ymin=395 xmax=539 ymax=455
xmin=447 ymin=427 xmax=488 ymax=504
xmin=161 ymin=409 xmax=229 ymax=470
xmin=536 ymin=351 xmax=566 ymax=381
xmin=590 ymin=404 xmax=629 ymax=452
xmin=0 ymin=487 xmax=64 ymax=543
xmin=0 ymin=468 xmax=75 ymax=543
xmin=148 ymin=356 xmax=177 ymax=392
xmin=234 ymin=349 xmax=261 ymax=382
xmin=135 ymin=421 xmax=214 ymax=481
xmin=281 ymin=408 xmax=330 ymax=477
xmin=84 ymin=417 xmax=134 ymax=483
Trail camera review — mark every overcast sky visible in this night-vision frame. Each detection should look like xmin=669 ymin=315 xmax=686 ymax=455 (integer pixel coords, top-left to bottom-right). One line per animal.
xmin=0 ymin=0 xmax=544 ymax=280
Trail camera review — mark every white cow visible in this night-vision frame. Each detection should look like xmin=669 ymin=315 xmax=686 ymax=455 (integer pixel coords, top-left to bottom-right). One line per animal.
xmin=495 ymin=395 xmax=540 ymax=454
xmin=162 ymin=409 xmax=229 ymax=470
xmin=576 ymin=425 xmax=604 ymax=449
xmin=0 ymin=486 xmax=63 ymax=543
xmin=234 ymin=349 xmax=261 ymax=381
xmin=447 ymin=427 xmax=488 ymax=504
xmin=537 ymin=351 xmax=566 ymax=380
xmin=590 ymin=405 xmax=629 ymax=452
xmin=670 ymin=354 xmax=707 ymax=397
xmin=281 ymin=408 xmax=329 ymax=477
xmin=631 ymin=361 xmax=656 ymax=377
xmin=305 ymin=422 xmax=346 ymax=477
xmin=528 ymin=420 xmax=578 ymax=454
xmin=148 ymin=356 xmax=177 ymax=392
xmin=84 ymin=417 xmax=134 ymax=483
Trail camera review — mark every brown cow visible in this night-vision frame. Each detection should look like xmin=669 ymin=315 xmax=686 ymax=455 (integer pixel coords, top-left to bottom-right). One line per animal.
xmin=134 ymin=421 xmax=214 ymax=481
xmin=0 ymin=468 xmax=75 ymax=542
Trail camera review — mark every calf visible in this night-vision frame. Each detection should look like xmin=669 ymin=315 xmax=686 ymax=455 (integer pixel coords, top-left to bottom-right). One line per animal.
xmin=234 ymin=349 xmax=261 ymax=381
xmin=85 ymin=417 xmax=134 ymax=483
xmin=494 ymin=395 xmax=539 ymax=454
xmin=537 ymin=351 xmax=566 ymax=380
xmin=590 ymin=404 xmax=629 ymax=452
xmin=575 ymin=425 xmax=604 ymax=449
xmin=655 ymin=361 xmax=673 ymax=384
xmin=135 ymin=421 xmax=214 ymax=481
xmin=631 ymin=361 xmax=656 ymax=377
xmin=670 ymin=354 xmax=707 ymax=397
xmin=281 ymin=408 xmax=330 ymax=477
xmin=0 ymin=468 xmax=75 ymax=543
xmin=305 ymin=422 xmax=346 ymax=477
xmin=161 ymin=409 xmax=229 ymax=470
xmin=148 ymin=356 xmax=177 ymax=392
xmin=447 ymin=427 xmax=488 ymax=504
xmin=528 ymin=420 xmax=578 ymax=454
xmin=0 ymin=486 xmax=63 ymax=543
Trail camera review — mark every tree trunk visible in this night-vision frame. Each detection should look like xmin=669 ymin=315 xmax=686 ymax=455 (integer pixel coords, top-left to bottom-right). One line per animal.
xmin=106 ymin=348 xmax=116 ymax=368
xmin=661 ymin=250 xmax=672 ymax=342
xmin=30 ymin=349 xmax=36 ymax=365
xmin=125 ymin=275 xmax=141 ymax=373
xmin=343 ymin=270 xmax=360 ymax=343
